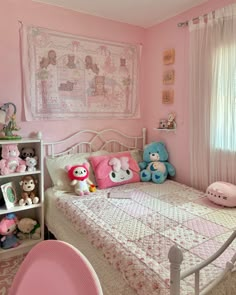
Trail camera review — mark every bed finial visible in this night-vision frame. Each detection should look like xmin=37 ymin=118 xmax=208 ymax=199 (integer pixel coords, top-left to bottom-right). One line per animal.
xmin=168 ymin=244 xmax=183 ymax=295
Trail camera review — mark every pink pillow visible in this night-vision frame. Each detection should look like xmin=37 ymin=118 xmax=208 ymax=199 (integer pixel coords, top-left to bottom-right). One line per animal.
xmin=89 ymin=152 xmax=140 ymax=189
xmin=206 ymin=181 xmax=236 ymax=207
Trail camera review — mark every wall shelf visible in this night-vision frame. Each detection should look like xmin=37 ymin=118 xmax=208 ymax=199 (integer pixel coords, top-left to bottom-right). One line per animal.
xmin=155 ymin=121 xmax=177 ymax=133
xmin=154 ymin=128 xmax=176 ymax=133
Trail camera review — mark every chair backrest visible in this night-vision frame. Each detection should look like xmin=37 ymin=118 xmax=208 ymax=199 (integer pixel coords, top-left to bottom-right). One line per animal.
xmin=8 ymin=240 xmax=103 ymax=295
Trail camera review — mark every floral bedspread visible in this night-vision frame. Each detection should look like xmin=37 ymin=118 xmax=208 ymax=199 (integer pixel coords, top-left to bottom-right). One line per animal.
xmin=55 ymin=180 xmax=236 ymax=294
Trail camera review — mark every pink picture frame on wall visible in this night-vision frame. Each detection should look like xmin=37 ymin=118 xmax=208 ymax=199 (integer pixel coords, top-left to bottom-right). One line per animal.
xmin=162 ymin=89 xmax=174 ymax=104
xmin=163 ymin=48 xmax=175 ymax=65
xmin=163 ymin=70 xmax=175 ymax=85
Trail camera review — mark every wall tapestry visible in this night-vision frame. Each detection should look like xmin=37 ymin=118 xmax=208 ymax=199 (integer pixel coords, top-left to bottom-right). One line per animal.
xmin=21 ymin=24 xmax=140 ymax=120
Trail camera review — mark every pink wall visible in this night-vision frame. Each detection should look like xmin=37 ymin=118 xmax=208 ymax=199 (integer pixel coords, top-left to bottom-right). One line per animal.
xmin=144 ymin=0 xmax=236 ymax=186
xmin=0 ymin=0 xmax=145 ymax=141
xmin=1 ymin=0 xmax=235 ymax=187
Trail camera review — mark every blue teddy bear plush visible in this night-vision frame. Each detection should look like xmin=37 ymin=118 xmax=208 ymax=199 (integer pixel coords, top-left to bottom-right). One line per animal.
xmin=139 ymin=142 xmax=175 ymax=184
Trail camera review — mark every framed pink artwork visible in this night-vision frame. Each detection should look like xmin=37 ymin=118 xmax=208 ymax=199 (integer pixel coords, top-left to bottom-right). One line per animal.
xmin=163 ymin=49 xmax=175 ymax=65
xmin=162 ymin=89 xmax=174 ymax=104
xmin=163 ymin=70 xmax=175 ymax=85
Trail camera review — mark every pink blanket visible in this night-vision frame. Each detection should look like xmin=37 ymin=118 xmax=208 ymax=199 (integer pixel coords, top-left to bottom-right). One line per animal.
xmin=56 ymin=181 xmax=236 ymax=294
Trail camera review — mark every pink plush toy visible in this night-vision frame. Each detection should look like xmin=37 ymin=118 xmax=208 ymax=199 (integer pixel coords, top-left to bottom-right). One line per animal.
xmin=0 ymin=144 xmax=26 ymax=175
xmin=65 ymin=163 xmax=94 ymax=196
xmin=0 ymin=213 xmax=20 ymax=249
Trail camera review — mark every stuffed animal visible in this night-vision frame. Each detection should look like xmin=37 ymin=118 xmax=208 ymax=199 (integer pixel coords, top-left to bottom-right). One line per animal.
xmin=167 ymin=112 xmax=176 ymax=129
xmin=19 ymin=175 xmax=39 ymax=206
xmin=65 ymin=162 xmax=94 ymax=196
xmin=17 ymin=217 xmax=41 ymax=240
xmin=139 ymin=142 xmax=175 ymax=184
xmin=20 ymin=147 xmax=35 ymax=160
xmin=0 ymin=213 xmax=20 ymax=249
xmin=0 ymin=144 xmax=26 ymax=175
xmin=25 ymin=156 xmax=38 ymax=172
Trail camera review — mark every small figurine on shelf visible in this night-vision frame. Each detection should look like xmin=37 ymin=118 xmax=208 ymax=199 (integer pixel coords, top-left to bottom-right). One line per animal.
xmin=167 ymin=112 xmax=176 ymax=129
xmin=0 ymin=213 xmax=21 ymax=249
xmin=25 ymin=156 xmax=38 ymax=172
xmin=159 ymin=119 xmax=168 ymax=129
xmin=0 ymin=102 xmax=21 ymax=140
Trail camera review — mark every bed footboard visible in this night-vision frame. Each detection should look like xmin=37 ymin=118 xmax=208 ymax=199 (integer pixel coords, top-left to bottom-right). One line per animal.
xmin=168 ymin=245 xmax=183 ymax=295
xmin=169 ymin=229 xmax=236 ymax=295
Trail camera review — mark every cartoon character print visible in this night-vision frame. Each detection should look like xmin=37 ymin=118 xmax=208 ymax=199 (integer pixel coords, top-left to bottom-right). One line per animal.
xmin=108 ymin=157 xmax=133 ymax=183
xmin=66 ymin=55 xmax=76 ymax=69
xmin=85 ymin=55 xmax=99 ymax=75
xmin=40 ymin=50 xmax=57 ymax=69
xmin=94 ymin=155 xmax=140 ymax=189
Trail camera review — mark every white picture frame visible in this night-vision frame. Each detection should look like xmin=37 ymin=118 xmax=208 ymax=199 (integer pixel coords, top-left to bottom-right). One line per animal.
xmin=1 ymin=182 xmax=17 ymax=209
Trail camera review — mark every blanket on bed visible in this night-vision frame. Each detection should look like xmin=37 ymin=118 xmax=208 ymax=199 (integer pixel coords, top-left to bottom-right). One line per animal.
xmin=55 ymin=180 xmax=236 ymax=295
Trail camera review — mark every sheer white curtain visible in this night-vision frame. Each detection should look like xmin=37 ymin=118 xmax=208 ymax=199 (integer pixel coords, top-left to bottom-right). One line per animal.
xmin=189 ymin=4 xmax=236 ymax=191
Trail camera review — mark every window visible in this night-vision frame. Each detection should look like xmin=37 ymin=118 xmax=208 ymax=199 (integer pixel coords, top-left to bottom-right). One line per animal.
xmin=210 ymin=42 xmax=236 ymax=151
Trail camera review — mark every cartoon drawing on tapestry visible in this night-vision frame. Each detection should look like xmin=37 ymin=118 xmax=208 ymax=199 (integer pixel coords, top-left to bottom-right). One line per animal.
xmin=23 ymin=26 xmax=139 ymax=119
xmin=39 ymin=50 xmax=57 ymax=69
xmin=66 ymin=55 xmax=76 ymax=69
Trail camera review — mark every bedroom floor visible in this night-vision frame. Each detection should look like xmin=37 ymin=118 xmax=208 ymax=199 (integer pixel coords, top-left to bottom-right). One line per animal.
xmin=0 ymin=253 xmax=26 ymax=294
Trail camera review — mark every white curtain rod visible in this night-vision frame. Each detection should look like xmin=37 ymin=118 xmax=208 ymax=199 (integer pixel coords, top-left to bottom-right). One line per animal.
xmin=177 ymin=11 xmax=215 ymax=27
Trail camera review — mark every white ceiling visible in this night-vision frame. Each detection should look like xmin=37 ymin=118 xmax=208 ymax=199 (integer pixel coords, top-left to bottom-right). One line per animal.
xmin=33 ymin=0 xmax=208 ymax=28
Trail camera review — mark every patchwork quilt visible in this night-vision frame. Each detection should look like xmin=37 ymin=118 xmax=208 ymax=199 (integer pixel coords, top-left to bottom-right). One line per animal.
xmin=55 ymin=180 xmax=236 ymax=294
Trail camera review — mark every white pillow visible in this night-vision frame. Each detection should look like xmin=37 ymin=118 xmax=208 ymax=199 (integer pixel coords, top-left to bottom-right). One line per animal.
xmin=46 ymin=150 xmax=109 ymax=191
xmin=130 ymin=149 xmax=143 ymax=163
xmin=206 ymin=181 xmax=236 ymax=207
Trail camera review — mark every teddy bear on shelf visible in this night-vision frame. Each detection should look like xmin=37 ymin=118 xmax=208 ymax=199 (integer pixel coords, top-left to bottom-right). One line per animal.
xmin=0 ymin=144 xmax=26 ymax=175
xmin=65 ymin=162 xmax=95 ymax=196
xmin=17 ymin=217 xmax=41 ymax=240
xmin=0 ymin=213 xmax=21 ymax=249
xmin=139 ymin=142 xmax=175 ymax=184
xmin=18 ymin=175 xmax=39 ymax=206
xmin=167 ymin=112 xmax=176 ymax=129
xmin=25 ymin=156 xmax=38 ymax=172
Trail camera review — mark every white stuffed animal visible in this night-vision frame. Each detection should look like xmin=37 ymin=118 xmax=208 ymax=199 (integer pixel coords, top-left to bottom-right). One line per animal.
xmin=25 ymin=156 xmax=38 ymax=172
xmin=17 ymin=218 xmax=41 ymax=240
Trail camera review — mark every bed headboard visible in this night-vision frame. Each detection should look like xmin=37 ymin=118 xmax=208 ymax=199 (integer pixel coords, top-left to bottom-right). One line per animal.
xmin=44 ymin=128 xmax=146 ymax=158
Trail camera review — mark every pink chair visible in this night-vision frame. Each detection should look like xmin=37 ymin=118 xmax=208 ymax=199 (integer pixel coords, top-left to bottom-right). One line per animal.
xmin=8 ymin=240 xmax=103 ymax=295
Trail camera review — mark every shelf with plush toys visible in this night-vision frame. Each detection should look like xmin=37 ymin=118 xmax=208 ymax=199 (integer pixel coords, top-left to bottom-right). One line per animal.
xmin=154 ymin=112 xmax=177 ymax=133
xmin=0 ymin=137 xmax=44 ymax=258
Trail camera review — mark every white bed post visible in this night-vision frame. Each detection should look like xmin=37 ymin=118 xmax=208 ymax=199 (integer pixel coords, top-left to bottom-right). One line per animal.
xmin=168 ymin=245 xmax=183 ymax=295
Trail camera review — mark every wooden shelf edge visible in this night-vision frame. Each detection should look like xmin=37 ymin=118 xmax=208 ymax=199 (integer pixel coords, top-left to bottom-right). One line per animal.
xmin=0 ymin=238 xmax=43 ymax=259
xmin=0 ymin=203 xmax=42 ymax=215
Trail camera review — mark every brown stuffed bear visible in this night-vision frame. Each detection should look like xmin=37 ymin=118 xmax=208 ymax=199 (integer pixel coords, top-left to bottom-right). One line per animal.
xmin=19 ymin=175 xmax=39 ymax=206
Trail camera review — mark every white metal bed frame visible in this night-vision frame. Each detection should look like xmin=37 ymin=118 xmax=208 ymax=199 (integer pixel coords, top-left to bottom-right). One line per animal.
xmin=44 ymin=128 xmax=146 ymax=158
xmin=44 ymin=128 xmax=236 ymax=295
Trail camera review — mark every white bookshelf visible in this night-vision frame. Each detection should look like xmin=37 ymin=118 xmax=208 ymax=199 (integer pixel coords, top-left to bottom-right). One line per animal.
xmin=0 ymin=138 xmax=44 ymax=259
